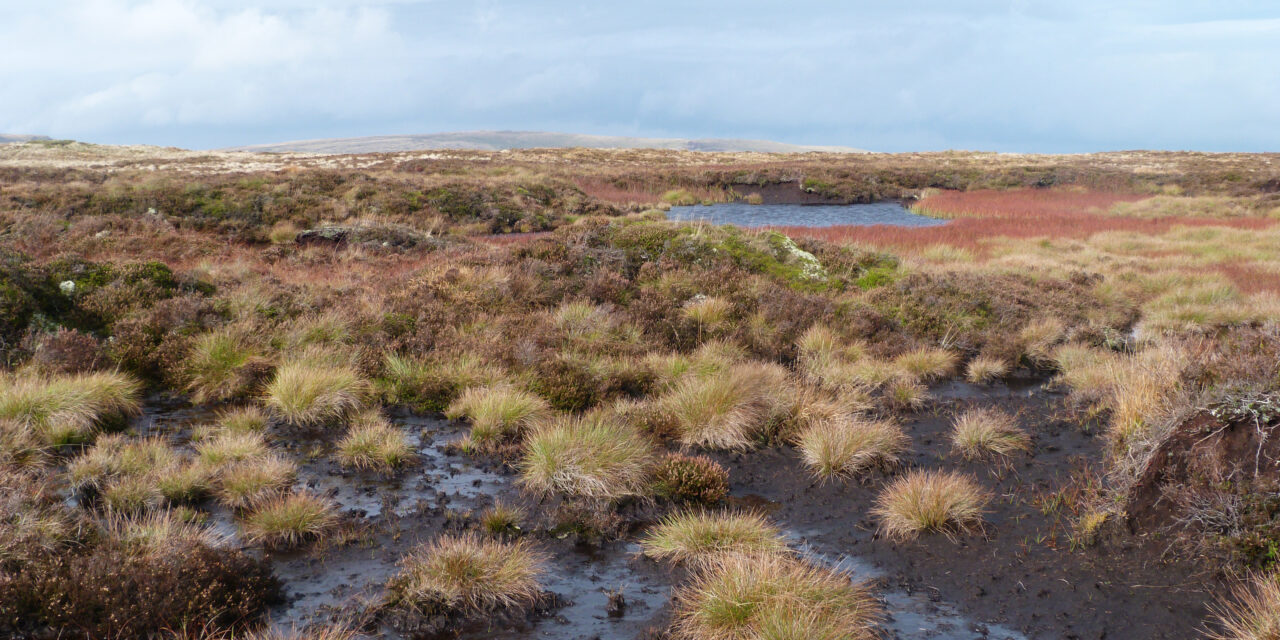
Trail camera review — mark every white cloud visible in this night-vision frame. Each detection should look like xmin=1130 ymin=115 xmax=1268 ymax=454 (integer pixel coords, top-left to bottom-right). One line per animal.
xmin=0 ymin=1 xmax=1277 ymax=150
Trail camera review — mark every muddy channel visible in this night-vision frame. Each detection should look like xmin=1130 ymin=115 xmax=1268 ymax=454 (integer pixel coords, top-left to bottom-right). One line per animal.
xmin=130 ymin=376 xmax=1214 ymax=640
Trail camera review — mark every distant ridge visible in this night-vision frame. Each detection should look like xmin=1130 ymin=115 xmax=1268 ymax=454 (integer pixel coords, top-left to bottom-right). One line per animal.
xmin=224 ymin=131 xmax=866 ymax=154
xmin=0 ymin=134 xmax=51 ymax=144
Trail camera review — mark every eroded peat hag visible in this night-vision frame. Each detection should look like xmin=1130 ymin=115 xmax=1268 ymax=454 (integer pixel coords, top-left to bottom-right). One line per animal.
xmin=713 ymin=379 xmax=1212 ymax=639
xmin=2 ymin=144 xmax=1279 ymax=640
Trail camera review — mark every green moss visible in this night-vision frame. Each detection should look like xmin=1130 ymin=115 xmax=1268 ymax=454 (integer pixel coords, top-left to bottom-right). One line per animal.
xmin=855 ymin=265 xmax=897 ymax=290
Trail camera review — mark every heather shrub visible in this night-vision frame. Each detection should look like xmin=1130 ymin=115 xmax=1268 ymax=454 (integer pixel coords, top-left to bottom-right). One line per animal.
xmin=24 ymin=328 xmax=105 ymax=374
xmin=651 ymin=453 xmax=729 ymax=505
xmin=0 ymin=543 xmax=280 ymax=638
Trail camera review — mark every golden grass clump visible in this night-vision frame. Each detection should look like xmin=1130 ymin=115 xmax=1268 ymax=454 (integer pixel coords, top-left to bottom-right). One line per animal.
xmin=1208 ymin=572 xmax=1280 ymax=640
xmin=215 ymin=405 xmax=270 ymax=433
xmin=68 ymin=434 xmax=177 ymax=490
xmin=641 ymin=511 xmax=788 ymax=564
xmin=388 ymin=533 xmax=547 ymax=614
xmin=884 ymin=377 xmax=927 ymax=412
xmin=872 ymin=470 xmax=990 ymax=540
xmin=1017 ymin=317 xmax=1066 ymax=365
xmin=519 ymin=413 xmax=653 ymax=500
xmin=797 ymin=417 xmax=909 ymax=480
xmin=950 ymin=408 xmax=1030 ymax=460
xmin=183 ymin=327 xmax=268 ymax=404
xmin=446 ymin=385 xmax=551 ymax=448
xmin=682 ymin=295 xmax=733 ymax=334
xmin=892 ymin=347 xmax=957 ymax=382
xmin=241 ymin=491 xmax=338 ymax=548
xmin=216 ymin=455 xmax=298 ymax=509
xmin=265 ymin=353 xmax=370 ymax=426
xmin=672 ymin=552 xmax=881 ymax=640
xmin=0 ymin=371 xmax=142 ymax=446
xmin=964 ymin=356 xmax=1009 ymax=384
xmin=104 ymin=509 xmax=226 ymax=556
xmin=196 ymin=431 xmax=269 ymax=467
xmin=661 ymin=361 xmax=792 ymax=450
xmin=334 ymin=410 xmax=414 ymax=471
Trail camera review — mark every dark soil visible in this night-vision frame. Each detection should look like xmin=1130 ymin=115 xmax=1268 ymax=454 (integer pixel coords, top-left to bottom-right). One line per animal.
xmin=711 ymin=378 xmax=1218 ymax=640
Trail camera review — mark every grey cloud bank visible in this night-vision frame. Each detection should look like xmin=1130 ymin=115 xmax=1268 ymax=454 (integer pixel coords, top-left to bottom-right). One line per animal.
xmin=2 ymin=1 xmax=1278 ymax=152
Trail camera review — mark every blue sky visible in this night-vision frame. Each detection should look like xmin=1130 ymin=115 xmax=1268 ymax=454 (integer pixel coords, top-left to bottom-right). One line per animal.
xmin=2 ymin=1 xmax=1278 ymax=152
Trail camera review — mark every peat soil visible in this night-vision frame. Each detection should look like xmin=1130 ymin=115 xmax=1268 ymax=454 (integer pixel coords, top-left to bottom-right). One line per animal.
xmin=709 ymin=377 xmax=1218 ymax=640
xmin=129 ymin=375 xmax=1217 ymax=639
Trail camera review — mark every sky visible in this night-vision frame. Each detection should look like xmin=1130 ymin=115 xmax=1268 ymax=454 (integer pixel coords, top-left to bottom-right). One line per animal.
xmin=1 ymin=1 xmax=1278 ymax=152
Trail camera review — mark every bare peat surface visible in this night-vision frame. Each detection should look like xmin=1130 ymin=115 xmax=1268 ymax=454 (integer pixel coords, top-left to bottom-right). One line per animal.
xmin=711 ymin=377 xmax=1216 ymax=640
xmin=126 ymin=377 xmax=1215 ymax=639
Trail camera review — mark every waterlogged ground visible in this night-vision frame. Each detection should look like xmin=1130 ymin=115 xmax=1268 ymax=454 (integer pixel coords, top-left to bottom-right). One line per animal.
xmin=666 ymin=202 xmax=947 ymax=228
xmin=125 ymin=377 xmax=1210 ymax=640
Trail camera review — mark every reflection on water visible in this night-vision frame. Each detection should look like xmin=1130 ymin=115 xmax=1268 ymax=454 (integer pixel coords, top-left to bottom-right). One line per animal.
xmin=667 ymin=202 xmax=947 ymax=228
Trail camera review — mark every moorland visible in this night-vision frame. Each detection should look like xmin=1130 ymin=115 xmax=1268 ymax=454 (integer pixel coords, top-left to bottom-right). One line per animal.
xmin=1 ymin=140 xmax=1279 ymax=639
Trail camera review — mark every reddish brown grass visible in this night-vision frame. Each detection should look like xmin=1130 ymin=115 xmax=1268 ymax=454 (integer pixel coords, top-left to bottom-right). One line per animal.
xmin=914 ymin=188 xmax=1149 ymax=219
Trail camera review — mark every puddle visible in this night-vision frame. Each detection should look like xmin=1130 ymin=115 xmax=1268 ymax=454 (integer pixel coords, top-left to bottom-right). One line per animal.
xmin=667 ymin=202 xmax=947 ymax=228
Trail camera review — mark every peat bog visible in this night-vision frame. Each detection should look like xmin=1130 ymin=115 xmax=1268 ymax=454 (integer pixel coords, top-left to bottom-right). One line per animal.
xmin=2 ymin=144 xmax=1280 ymax=640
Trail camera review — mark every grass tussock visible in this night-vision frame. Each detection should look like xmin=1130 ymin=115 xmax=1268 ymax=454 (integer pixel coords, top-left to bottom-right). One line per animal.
xmin=950 ymin=408 xmax=1030 ymax=460
xmin=1208 ymin=572 xmax=1280 ymax=640
xmin=387 ymin=533 xmax=546 ymax=614
xmin=214 ymin=405 xmax=269 ymax=433
xmin=0 ymin=371 xmax=142 ymax=446
xmin=184 ymin=327 xmax=268 ymax=404
xmin=884 ymin=377 xmax=927 ymax=412
xmin=642 ymin=511 xmax=787 ymax=564
xmin=872 ymin=470 xmax=990 ymax=540
xmin=104 ymin=509 xmax=226 ymax=556
xmin=216 ymin=455 xmax=297 ymax=509
xmin=334 ymin=410 xmax=414 ymax=471
xmin=661 ymin=361 xmax=792 ymax=450
xmin=892 ymin=347 xmax=957 ymax=382
xmin=265 ymin=353 xmax=370 ymax=426
xmin=196 ymin=431 xmax=269 ymax=467
xmin=381 ymin=352 xmax=504 ymax=413
xmin=965 ymin=356 xmax=1009 ymax=384
xmin=519 ymin=413 xmax=653 ymax=500
xmin=672 ymin=552 xmax=881 ymax=640
xmin=797 ymin=417 xmax=909 ymax=480
xmin=241 ymin=491 xmax=339 ymax=548
xmin=446 ymin=385 xmax=551 ymax=449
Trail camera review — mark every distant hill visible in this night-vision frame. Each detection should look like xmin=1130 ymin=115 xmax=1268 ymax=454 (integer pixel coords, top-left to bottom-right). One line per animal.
xmin=0 ymin=134 xmax=51 ymax=144
xmin=224 ymin=131 xmax=866 ymax=154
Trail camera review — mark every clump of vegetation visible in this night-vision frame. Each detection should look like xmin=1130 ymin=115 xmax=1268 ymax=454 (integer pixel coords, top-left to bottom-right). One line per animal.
xmin=950 ymin=408 xmax=1030 ymax=460
xmin=884 ymin=377 xmax=927 ymax=412
xmin=0 ymin=542 xmax=280 ymax=638
xmin=660 ymin=361 xmax=791 ymax=450
xmin=481 ymin=502 xmax=525 ymax=537
xmin=215 ymin=405 xmax=269 ymax=433
xmin=386 ymin=534 xmax=546 ymax=614
xmin=216 ymin=456 xmax=297 ymax=509
xmin=241 ymin=491 xmax=339 ymax=548
xmin=104 ymin=509 xmax=226 ymax=556
xmin=519 ymin=413 xmax=653 ymax=500
xmin=1207 ymin=572 xmax=1280 ymax=640
xmin=965 ymin=356 xmax=1009 ymax=384
xmin=873 ymin=470 xmax=990 ymax=540
xmin=893 ymin=347 xmax=957 ymax=382
xmin=334 ymin=410 xmax=414 ymax=471
xmin=797 ymin=417 xmax=909 ymax=480
xmin=380 ymin=352 xmax=504 ymax=413
xmin=196 ymin=431 xmax=268 ymax=467
xmin=671 ymin=552 xmax=881 ymax=640
xmin=642 ymin=511 xmax=787 ymax=564
xmin=184 ymin=326 xmax=269 ymax=404
xmin=265 ymin=353 xmax=370 ymax=426
xmin=0 ymin=371 xmax=142 ymax=446
xmin=446 ymin=385 xmax=551 ymax=450
xmin=651 ymin=453 xmax=729 ymax=505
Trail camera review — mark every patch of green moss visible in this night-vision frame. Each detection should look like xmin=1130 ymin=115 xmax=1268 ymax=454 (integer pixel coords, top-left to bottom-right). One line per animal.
xmin=855 ymin=265 xmax=897 ymax=290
